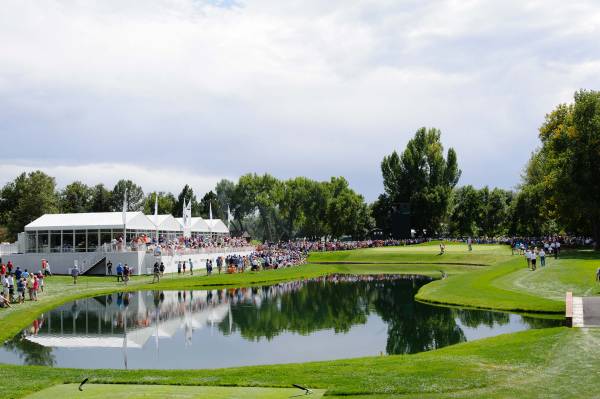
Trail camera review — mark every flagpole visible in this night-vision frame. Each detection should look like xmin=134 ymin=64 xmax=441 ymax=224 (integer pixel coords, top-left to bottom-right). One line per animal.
xmin=154 ymin=193 xmax=159 ymax=243
xmin=122 ymin=189 xmax=128 ymax=251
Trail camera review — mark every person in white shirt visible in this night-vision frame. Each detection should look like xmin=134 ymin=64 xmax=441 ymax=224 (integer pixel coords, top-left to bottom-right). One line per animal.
xmin=539 ymin=248 xmax=546 ymax=267
xmin=6 ymin=275 xmax=14 ymax=301
xmin=525 ymin=249 xmax=532 ymax=269
xmin=531 ymin=248 xmax=538 ymax=270
xmin=1 ymin=275 xmax=8 ymax=297
xmin=555 ymin=241 xmax=561 ymax=258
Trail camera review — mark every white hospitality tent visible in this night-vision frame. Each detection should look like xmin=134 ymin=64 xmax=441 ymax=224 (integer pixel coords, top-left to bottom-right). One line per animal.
xmin=206 ymin=219 xmax=229 ymax=235
xmin=23 ymin=212 xmax=156 ymax=253
xmin=176 ymin=217 xmax=213 ymax=235
xmin=152 ymin=214 xmax=182 ymax=240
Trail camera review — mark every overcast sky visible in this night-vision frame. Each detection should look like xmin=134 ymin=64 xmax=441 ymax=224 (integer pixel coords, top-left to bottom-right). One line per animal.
xmin=1 ymin=0 xmax=599 ymax=201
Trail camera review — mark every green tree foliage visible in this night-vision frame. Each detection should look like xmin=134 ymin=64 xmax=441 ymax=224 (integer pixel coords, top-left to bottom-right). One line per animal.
xmin=175 ymin=185 xmax=199 ymax=217
xmin=229 ymin=173 xmax=370 ymax=241
xmin=0 ymin=171 xmax=59 ymax=239
xmin=110 ymin=180 xmax=144 ymax=211
xmin=380 ymin=127 xmax=460 ymax=236
xmin=448 ymin=186 xmax=513 ymax=237
xmin=59 ymin=181 xmax=92 ymax=213
xmin=479 ymin=187 xmax=512 ymax=237
xmin=89 ymin=184 xmax=112 ymax=212
xmin=325 ymin=177 xmax=373 ymax=239
xmin=143 ymin=192 xmax=177 ymax=215
xmin=215 ymin=179 xmax=236 ymax=221
xmin=448 ymin=185 xmax=482 ymax=237
xmin=519 ymin=90 xmax=600 ymax=245
xmin=198 ymin=190 xmax=219 ymax=219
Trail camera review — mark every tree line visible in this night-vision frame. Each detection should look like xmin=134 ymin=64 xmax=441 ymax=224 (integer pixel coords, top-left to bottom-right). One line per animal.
xmin=372 ymin=90 xmax=600 ymax=247
xmin=0 ymin=172 xmax=372 ymax=242
xmin=1 ymin=90 xmax=598 ymax=245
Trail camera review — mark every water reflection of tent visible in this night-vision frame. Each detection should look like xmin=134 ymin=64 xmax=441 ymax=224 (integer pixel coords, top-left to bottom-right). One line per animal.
xmin=25 ymin=303 xmax=231 ymax=349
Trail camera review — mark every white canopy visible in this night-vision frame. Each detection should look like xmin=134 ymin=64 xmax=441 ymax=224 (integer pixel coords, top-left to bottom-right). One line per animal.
xmin=153 ymin=214 xmax=182 ymax=232
xmin=206 ymin=219 xmax=229 ymax=234
xmin=25 ymin=212 xmax=156 ymax=231
xmin=176 ymin=217 xmax=212 ymax=233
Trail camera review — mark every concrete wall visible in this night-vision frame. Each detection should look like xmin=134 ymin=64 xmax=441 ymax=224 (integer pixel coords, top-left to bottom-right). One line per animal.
xmin=4 ymin=249 xmax=254 ymax=276
xmin=3 ymin=252 xmax=111 ymax=275
xmin=150 ymin=250 xmax=253 ymax=275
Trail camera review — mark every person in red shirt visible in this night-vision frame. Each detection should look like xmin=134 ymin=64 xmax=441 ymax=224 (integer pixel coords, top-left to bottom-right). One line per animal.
xmin=32 ymin=277 xmax=39 ymax=301
xmin=0 ymin=264 xmax=5 ymax=277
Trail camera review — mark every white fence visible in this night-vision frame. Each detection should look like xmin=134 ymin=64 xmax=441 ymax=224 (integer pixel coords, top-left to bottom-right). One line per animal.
xmin=0 ymin=243 xmax=18 ymax=256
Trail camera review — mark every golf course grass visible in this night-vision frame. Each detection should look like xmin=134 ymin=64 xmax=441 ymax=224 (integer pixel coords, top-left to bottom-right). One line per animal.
xmin=1 ymin=242 xmax=599 ymax=398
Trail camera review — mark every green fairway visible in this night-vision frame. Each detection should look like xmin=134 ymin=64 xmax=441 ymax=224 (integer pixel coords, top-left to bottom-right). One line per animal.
xmin=308 ymin=242 xmax=508 ymax=266
xmin=1 ymin=243 xmax=599 ymax=398
xmin=24 ymin=384 xmax=326 ymax=399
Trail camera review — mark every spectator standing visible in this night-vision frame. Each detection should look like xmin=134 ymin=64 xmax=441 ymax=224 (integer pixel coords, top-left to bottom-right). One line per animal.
xmin=71 ymin=266 xmax=80 ymax=285
xmin=116 ymin=263 xmax=123 ymax=282
xmin=525 ymin=249 xmax=532 ymax=269
xmin=152 ymin=262 xmax=160 ymax=283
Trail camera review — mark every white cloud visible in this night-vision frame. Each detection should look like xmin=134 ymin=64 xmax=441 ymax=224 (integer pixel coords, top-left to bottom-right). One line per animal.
xmin=1 ymin=0 xmax=600 ymax=200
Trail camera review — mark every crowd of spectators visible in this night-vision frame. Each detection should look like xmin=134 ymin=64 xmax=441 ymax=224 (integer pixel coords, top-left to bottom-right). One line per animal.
xmin=1 ymin=260 xmax=50 ymax=308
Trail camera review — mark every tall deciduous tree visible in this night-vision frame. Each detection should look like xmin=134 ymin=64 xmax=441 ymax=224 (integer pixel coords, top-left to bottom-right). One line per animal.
xmin=89 ymin=184 xmax=112 ymax=212
xmin=448 ymin=185 xmax=482 ymax=237
xmin=0 ymin=171 xmax=59 ymax=238
xmin=381 ymin=127 xmax=461 ymax=236
xmin=198 ymin=190 xmax=218 ymax=219
xmin=527 ymin=90 xmax=600 ymax=246
xmin=175 ymin=185 xmax=199 ymax=217
xmin=60 ymin=181 xmax=92 ymax=213
xmin=479 ymin=187 xmax=512 ymax=237
xmin=143 ymin=192 xmax=176 ymax=215
xmin=110 ymin=180 xmax=144 ymax=211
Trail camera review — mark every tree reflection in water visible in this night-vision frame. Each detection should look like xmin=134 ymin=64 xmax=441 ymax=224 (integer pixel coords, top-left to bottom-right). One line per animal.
xmin=218 ymin=275 xmax=560 ymax=354
xmin=5 ymin=328 xmax=55 ymax=367
xmin=3 ymin=275 xmax=562 ymax=364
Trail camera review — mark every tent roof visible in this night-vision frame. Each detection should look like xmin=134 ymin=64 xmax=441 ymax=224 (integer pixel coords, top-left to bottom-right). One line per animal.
xmin=206 ymin=219 xmax=229 ymax=234
xmin=176 ymin=217 xmax=211 ymax=233
xmin=25 ymin=212 xmax=156 ymax=231
xmin=153 ymin=214 xmax=182 ymax=231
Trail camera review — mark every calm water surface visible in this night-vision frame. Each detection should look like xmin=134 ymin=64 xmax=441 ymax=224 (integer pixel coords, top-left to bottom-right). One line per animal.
xmin=0 ymin=275 xmax=561 ymax=369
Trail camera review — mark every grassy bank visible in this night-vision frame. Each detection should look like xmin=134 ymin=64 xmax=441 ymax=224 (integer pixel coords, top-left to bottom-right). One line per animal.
xmin=3 ymin=327 xmax=600 ymax=398
xmin=1 ymin=243 xmax=599 ymax=398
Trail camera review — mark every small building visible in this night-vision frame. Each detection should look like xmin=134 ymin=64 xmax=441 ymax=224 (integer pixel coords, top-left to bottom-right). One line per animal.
xmin=4 ymin=211 xmax=244 ymax=275
xmin=22 ymin=212 xmax=156 ymax=253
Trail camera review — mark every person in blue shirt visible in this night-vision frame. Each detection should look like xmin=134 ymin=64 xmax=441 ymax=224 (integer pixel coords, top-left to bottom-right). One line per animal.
xmin=15 ymin=267 xmax=22 ymax=280
xmin=21 ymin=269 xmax=29 ymax=280
xmin=116 ymin=263 xmax=123 ymax=282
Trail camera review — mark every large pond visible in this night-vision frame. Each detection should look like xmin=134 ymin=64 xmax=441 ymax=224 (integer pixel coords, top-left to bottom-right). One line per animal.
xmin=0 ymin=275 xmax=561 ymax=369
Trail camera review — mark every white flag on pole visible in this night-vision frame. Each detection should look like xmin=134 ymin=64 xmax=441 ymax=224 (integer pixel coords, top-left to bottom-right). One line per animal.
xmin=227 ymin=205 xmax=233 ymax=224
xmin=182 ymin=198 xmax=188 ymax=226
xmin=122 ymin=189 xmax=128 ymax=225
xmin=209 ymin=202 xmax=213 ymax=220
xmin=154 ymin=193 xmax=158 ymax=218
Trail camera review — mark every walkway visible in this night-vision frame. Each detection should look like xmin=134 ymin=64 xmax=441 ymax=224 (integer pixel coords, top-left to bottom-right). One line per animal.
xmin=569 ymin=293 xmax=600 ymax=327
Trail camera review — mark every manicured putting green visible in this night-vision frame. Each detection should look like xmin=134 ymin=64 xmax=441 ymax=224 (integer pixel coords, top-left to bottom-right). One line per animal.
xmin=24 ymin=384 xmax=326 ymax=399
